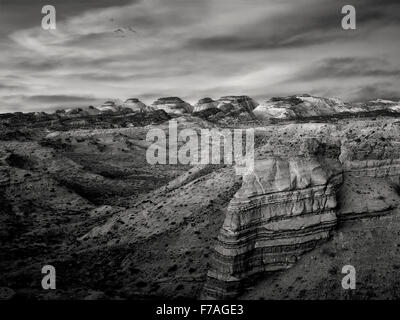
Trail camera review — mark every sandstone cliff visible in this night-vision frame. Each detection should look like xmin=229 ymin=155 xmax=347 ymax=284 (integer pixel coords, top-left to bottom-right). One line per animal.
xmin=203 ymin=120 xmax=400 ymax=299
xmin=203 ymin=137 xmax=343 ymax=298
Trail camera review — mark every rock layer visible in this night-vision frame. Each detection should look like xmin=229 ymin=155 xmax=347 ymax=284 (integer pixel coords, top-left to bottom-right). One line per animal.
xmin=203 ymin=154 xmax=343 ymax=299
xmin=124 ymin=98 xmax=149 ymax=112
xmin=193 ymin=97 xmax=219 ymax=112
xmin=339 ymin=121 xmax=400 ymax=183
xmin=151 ymin=97 xmax=193 ymax=114
xmin=253 ymin=95 xmax=350 ymax=120
xmin=203 ymin=120 xmax=400 ymax=299
xmin=217 ymin=96 xmax=258 ymax=113
xmin=253 ymin=95 xmax=400 ymax=120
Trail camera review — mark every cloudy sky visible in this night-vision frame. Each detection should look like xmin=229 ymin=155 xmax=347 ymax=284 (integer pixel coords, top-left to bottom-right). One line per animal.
xmin=0 ymin=0 xmax=399 ymax=112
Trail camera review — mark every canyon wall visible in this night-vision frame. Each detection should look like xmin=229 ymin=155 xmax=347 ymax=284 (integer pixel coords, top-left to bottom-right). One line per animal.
xmin=203 ymin=155 xmax=343 ymax=298
xmin=203 ymin=121 xmax=400 ymax=299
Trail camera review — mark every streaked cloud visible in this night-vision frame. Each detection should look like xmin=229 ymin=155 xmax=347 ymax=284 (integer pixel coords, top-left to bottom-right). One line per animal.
xmin=0 ymin=0 xmax=399 ymax=112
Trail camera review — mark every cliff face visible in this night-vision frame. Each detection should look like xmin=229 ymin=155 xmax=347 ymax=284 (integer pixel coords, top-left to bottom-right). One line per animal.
xmin=203 ymin=150 xmax=343 ymax=298
xmin=339 ymin=121 xmax=400 ymax=183
xmin=203 ymin=120 xmax=400 ymax=299
xmin=151 ymin=97 xmax=194 ymax=114
xmin=217 ymin=96 xmax=259 ymax=113
xmin=253 ymin=95 xmax=349 ymax=120
xmin=193 ymin=97 xmax=219 ymax=112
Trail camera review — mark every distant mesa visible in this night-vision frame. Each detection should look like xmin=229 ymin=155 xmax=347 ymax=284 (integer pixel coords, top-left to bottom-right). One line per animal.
xmin=253 ymin=94 xmax=352 ymax=120
xmin=216 ymin=95 xmax=259 ymax=112
xmin=356 ymin=98 xmax=400 ymax=113
xmin=98 ymin=100 xmax=120 ymax=112
xmin=4 ymin=94 xmax=400 ymax=121
xmin=193 ymin=97 xmax=219 ymax=112
xmin=150 ymin=97 xmax=193 ymax=115
xmin=253 ymin=94 xmax=400 ymax=120
xmin=96 ymin=100 xmax=136 ymax=114
xmin=124 ymin=98 xmax=150 ymax=113
xmin=193 ymin=96 xmax=258 ymax=114
xmin=63 ymin=106 xmax=101 ymax=116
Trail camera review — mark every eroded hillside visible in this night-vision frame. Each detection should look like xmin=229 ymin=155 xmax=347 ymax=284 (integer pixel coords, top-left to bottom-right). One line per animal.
xmin=1 ymin=96 xmax=400 ymax=300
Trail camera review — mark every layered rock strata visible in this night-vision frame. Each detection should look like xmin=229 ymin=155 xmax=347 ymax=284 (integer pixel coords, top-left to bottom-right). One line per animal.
xmin=339 ymin=126 xmax=400 ymax=184
xmin=203 ymin=121 xmax=400 ymax=299
xmin=193 ymin=97 xmax=219 ymax=112
xmin=253 ymin=95 xmax=350 ymax=120
xmin=336 ymin=123 xmax=400 ymax=220
xmin=151 ymin=97 xmax=193 ymax=114
xmin=203 ymin=155 xmax=343 ymax=299
xmin=253 ymin=95 xmax=400 ymax=120
xmin=217 ymin=96 xmax=258 ymax=113
xmin=124 ymin=98 xmax=149 ymax=112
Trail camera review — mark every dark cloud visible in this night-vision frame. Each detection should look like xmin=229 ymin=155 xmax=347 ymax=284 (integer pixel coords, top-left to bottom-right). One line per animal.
xmin=2 ymin=94 xmax=96 ymax=102
xmin=0 ymin=0 xmax=140 ymax=38
xmin=184 ymin=0 xmax=400 ymax=52
xmin=11 ymin=55 xmax=120 ymax=72
xmin=1 ymin=0 xmax=400 ymax=112
xmin=27 ymin=94 xmax=96 ymax=103
xmin=184 ymin=10 xmax=340 ymax=51
xmin=1 ymin=94 xmax=100 ymax=112
xmin=296 ymin=57 xmax=400 ymax=81
xmin=0 ymin=83 xmax=25 ymax=90
xmin=352 ymin=83 xmax=400 ymax=102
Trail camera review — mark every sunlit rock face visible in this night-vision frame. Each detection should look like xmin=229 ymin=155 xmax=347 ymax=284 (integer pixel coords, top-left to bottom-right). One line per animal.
xmin=203 ymin=138 xmax=343 ymax=299
xmin=124 ymin=98 xmax=149 ymax=113
xmin=97 ymin=101 xmax=119 ymax=112
xmin=202 ymin=120 xmax=400 ymax=299
xmin=218 ymin=103 xmax=235 ymax=113
xmin=253 ymin=95 xmax=400 ymax=120
xmin=62 ymin=106 xmax=101 ymax=117
xmin=193 ymin=97 xmax=219 ymax=112
xmin=150 ymin=97 xmax=193 ymax=115
xmin=355 ymin=99 xmax=400 ymax=113
xmin=216 ymin=96 xmax=259 ymax=113
xmin=253 ymin=95 xmax=352 ymax=120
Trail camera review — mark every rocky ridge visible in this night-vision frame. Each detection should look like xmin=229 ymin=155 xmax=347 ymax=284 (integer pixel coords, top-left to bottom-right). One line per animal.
xmin=253 ymin=94 xmax=400 ymax=120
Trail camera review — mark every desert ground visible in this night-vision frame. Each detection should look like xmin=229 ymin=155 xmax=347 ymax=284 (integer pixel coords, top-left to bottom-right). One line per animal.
xmin=1 ymin=95 xmax=400 ymax=300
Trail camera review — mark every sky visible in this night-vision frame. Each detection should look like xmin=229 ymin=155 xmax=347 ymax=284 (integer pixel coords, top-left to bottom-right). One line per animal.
xmin=0 ymin=0 xmax=399 ymax=113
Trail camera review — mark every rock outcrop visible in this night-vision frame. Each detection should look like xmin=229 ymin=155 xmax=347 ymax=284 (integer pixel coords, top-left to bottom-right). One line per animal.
xmin=203 ymin=138 xmax=343 ymax=299
xmin=193 ymin=97 xmax=219 ymax=112
xmin=202 ymin=119 xmax=400 ymax=299
xmin=0 ymin=108 xmax=171 ymax=134
xmin=253 ymin=95 xmax=351 ymax=120
xmin=253 ymin=95 xmax=400 ymax=120
xmin=150 ymin=97 xmax=193 ymax=114
xmin=217 ymin=96 xmax=258 ymax=113
xmin=339 ymin=121 xmax=400 ymax=183
xmin=97 ymin=101 xmax=119 ymax=112
xmin=354 ymin=99 xmax=400 ymax=113
xmin=124 ymin=98 xmax=149 ymax=113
